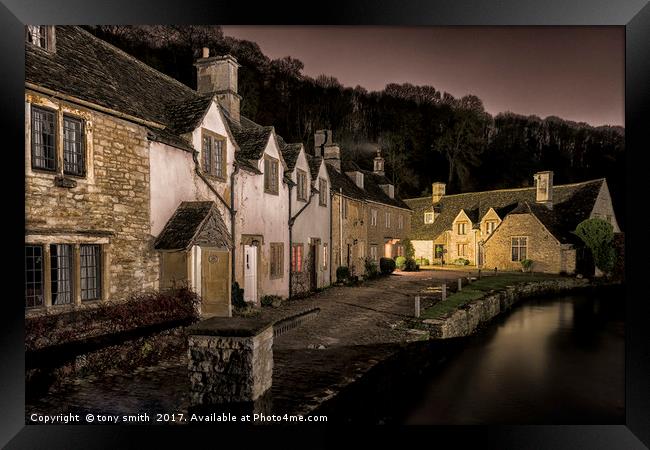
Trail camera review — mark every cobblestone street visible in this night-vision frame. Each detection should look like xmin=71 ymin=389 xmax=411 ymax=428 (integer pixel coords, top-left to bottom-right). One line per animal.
xmin=27 ymin=269 xmax=471 ymax=419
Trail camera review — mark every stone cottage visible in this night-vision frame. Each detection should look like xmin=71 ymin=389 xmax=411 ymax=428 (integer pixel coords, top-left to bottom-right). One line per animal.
xmin=404 ymin=171 xmax=620 ymax=274
xmin=24 ymin=25 xmax=331 ymax=315
xmin=279 ymin=139 xmax=332 ymax=297
xmin=319 ymin=131 xmax=412 ymax=279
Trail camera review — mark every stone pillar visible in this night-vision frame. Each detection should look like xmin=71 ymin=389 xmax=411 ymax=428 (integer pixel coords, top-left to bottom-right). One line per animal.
xmin=187 ymin=317 xmax=274 ymax=411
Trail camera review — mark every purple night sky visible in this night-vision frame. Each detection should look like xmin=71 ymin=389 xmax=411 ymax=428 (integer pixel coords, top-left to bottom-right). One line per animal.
xmin=221 ymin=26 xmax=624 ymax=127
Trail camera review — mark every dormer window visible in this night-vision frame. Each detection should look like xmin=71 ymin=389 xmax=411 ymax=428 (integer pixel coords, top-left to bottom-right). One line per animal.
xmin=297 ymin=169 xmax=308 ymax=202
xmin=486 ymin=220 xmax=497 ymax=235
xmin=26 ymin=25 xmax=54 ymax=51
xmin=263 ymin=155 xmax=279 ymax=195
xmin=424 ymin=212 xmax=435 ymax=224
xmin=202 ymin=129 xmax=226 ymax=180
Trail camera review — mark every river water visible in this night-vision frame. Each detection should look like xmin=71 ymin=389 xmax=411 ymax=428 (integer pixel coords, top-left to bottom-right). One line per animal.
xmin=400 ymin=290 xmax=625 ymax=424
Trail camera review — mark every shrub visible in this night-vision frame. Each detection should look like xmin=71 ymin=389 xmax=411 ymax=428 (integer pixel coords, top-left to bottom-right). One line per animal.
xmin=336 ymin=266 xmax=351 ymax=283
xmin=380 ymin=257 xmax=396 ymax=275
xmin=364 ymin=258 xmax=380 ymax=280
xmin=231 ymin=281 xmax=246 ymax=309
xmin=402 ymin=238 xmax=415 ymax=259
xmin=574 ymin=218 xmax=616 ymax=273
xmin=520 ymin=259 xmax=533 ymax=272
xmin=403 ymin=258 xmax=419 ymax=271
xmin=25 ymin=287 xmax=201 ymax=351
xmin=416 ymin=257 xmax=430 ymax=266
xmin=395 ymin=256 xmax=407 ymax=270
xmin=260 ymin=295 xmax=282 ymax=307
xmin=452 ymin=258 xmax=470 ymax=266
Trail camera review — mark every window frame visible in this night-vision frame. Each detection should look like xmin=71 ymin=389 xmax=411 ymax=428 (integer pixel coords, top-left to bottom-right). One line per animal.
xmin=457 ymin=243 xmax=467 ymax=257
xmin=25 ymin=244 xmax=45 ymax=309
xmin=30 ymin=105 xmax=58 ymax=172
xmin=371 ymin=209 xmax=378 ymax=226
xmin=319 ymin=178 xmax=328 ymax=206
xmin=385 ymin=212 xmax=391 ymax=228
xmin=26 ymin=25 xmax=49 ymax=50
xmin=50 ymin=243 xmax=74 ymax=306
xmin=322 ymin=243 xmax=329 ymax=270
xmin=457 ymin=222 xmax=467 ymax=235
xmin=511 ymin=236 xmax=528 ymax=262
xmin=264 ymin=155 xmax=280 ymax=195
xmin=424 ymin=212 xmax=435 ymax=224
xmin=486 ymin=220 xmax=497 ymax=235
xmin=62 ymin=114 xmax=86 ymax=177
xmin=291 ymin=243 xmax=304 ymax=273
xmin=370 ymin=245 xmax=378 ymax=262
xmin=201 ymin=129 xmax=227 ymax=181
xmin=296 ymin=169 xmax=308 ymax=202
xmin=398 ymin=214 xmax=404 ymax=229
xmin=80 ymin=244 xmax=102 ymax=301
xmin=269 ymin=242 xmax=284 ymax=279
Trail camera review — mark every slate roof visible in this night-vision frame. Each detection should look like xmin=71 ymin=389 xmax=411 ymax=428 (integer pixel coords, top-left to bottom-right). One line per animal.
xmin=277 ymin=135 xmax=303 ymax=172
xmin=333 ymin=160 xmax=410 ymax=210
xmin=26 ymin=26 xmax=211 ymax=142
xmin=154 ymin=201 xmax=232 ymax=250
xmin=222 ymin=113 xmax=274 ymax=162
xmin=306 ymin=154 xmax=323 ymax=180
xmin=504 ymin=202 xmax=580 ymax=245
xmin=404 ymin=179 xmax=605 ymax=243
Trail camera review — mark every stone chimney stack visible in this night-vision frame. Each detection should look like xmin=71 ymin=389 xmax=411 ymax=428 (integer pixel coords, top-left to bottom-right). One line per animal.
xmin=373 ymin=147 xmax=385 ymax=176
xmin=432 ymin=182 xmax=446 ymax=204
xmin=194 ymin=51 xmax=241 ymax=123
xmin=534 ymin=170 xmax=554 ymax=208
xmin=314 ymin=130 xmax=331 ymax=157
xmin=317 ymin=129 xmax=340 ymax=171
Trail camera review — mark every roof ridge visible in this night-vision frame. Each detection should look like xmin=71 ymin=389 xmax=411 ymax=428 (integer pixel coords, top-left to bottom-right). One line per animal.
xmin=404 ymin=178 xmax=605 ymax=201
xmin=73 ymin=26 xmax=199 ymax=99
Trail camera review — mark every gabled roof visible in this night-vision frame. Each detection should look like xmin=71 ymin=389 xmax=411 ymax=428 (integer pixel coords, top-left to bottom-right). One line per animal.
xmin=277 ymin=136 xmax=303 ymax=172
xmin=327 ymin=163 xmax=369 ymax=201
xmin=505 ymin=201 xmax=580 ymax=245
xmin=154 ymin=201 xmax=232 ymax=251
xmin=26 ymin=26 xmax=210 ymax=142
xmin=405 ymin=179 xmax=605 ymax=241
xmin=306 ymin=154 xmax=324 ymax=180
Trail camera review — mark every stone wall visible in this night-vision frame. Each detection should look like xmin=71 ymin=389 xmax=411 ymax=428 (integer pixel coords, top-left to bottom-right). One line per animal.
xmin=366 ymin=203 xmax=412 ymax=259
xmin=25 ymin=92 xmax=158 ymax=311
xmin=412 ymin=240 xmax=434 ymax=263
xmin=187 ymin=317 xmax=274 ymax=405
xmin=483 ymin=213 xmax=565 ymax=273
xmin=424 ymin=278 xmax=590 ymax=339
xmin=331 ymin=194 xmax=368 ymax=278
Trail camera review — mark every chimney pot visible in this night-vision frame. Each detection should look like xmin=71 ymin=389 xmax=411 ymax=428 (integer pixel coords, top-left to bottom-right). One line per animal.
xmin=194 ymin=54 xmax=241 ymax=123
xmin=432 ymin=182 xmax=446 ymax=203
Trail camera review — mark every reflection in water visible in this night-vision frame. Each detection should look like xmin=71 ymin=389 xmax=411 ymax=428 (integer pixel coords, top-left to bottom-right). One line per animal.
xmin=404 ymin=292 xmax=625 ymax=424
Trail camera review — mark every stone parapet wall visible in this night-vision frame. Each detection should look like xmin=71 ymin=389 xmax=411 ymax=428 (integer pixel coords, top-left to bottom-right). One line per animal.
xmin=424 ymin=278 xmax=590 ymax=339
xmin=187 ymin=318 xmax=274 ymax=406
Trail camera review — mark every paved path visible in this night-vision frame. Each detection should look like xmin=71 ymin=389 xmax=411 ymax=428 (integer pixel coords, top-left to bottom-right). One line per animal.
xmin=256 ymin=269 xmax=469 ymax=349
xmin=27 ymin=269 xmax=472 ymax=419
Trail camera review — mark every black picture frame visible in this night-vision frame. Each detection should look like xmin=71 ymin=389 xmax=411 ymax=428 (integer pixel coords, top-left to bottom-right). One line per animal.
xmin=2 ymin=0 xmax=648 ymax=448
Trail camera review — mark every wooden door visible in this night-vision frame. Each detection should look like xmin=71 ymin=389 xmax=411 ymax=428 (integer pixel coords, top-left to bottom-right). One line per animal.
xmin=201 ymin=248 xmax=231 ymax=317
xmin=309 ymin=243 xmax=318 ymax=291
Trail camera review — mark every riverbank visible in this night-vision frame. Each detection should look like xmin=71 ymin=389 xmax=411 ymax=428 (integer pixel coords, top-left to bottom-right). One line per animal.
xmin=421 ymin=275 xmax=591 ymax=339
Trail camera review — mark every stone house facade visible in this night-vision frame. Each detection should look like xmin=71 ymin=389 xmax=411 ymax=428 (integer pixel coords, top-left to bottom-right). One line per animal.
xmin=323 ymin=132 xmax=412 ymax=280
xmin=25 ymin=25 xmax=337 ymax=316
xmin=405 ymin=171 xmax=620 ymax=274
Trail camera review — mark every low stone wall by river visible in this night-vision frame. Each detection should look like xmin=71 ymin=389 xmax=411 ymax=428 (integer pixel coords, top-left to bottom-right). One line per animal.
xmin=423 ymin=278 xmax=591 ymax=339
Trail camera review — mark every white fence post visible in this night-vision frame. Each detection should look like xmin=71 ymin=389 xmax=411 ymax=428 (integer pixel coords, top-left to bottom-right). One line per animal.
xmin=458 ymin=278 xmax=462 ymax=291
xmin=414 ymin=296 xmax=420 ymax=318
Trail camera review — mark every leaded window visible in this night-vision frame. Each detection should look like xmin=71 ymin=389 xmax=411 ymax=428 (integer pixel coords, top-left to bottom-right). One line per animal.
xmin=202 ymin=132 xmax=226 ymax=179
xmin=297 ymin=170 xmax=308 ymax=201
xmin=25 ymin=245 xmax=44 ymax=308
xmin=264 ymin=156 xmax=279 ymax=194
xmin=511 ymin=237 xmax=528 ymax=262
xmin=50 ymin=244 xmax=73 ymax=305
xmin=80 ymin=244 xmax=101 ymax=301
xmin=26 ymin=25 xmax=48 ymax=48
xmin=63 ymin=116 xmax=85 ymax=176
xmin=31 ymin=106 xmax=56 ymax=171
xmin=319 ymin=178 xmax=327 ymax=206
